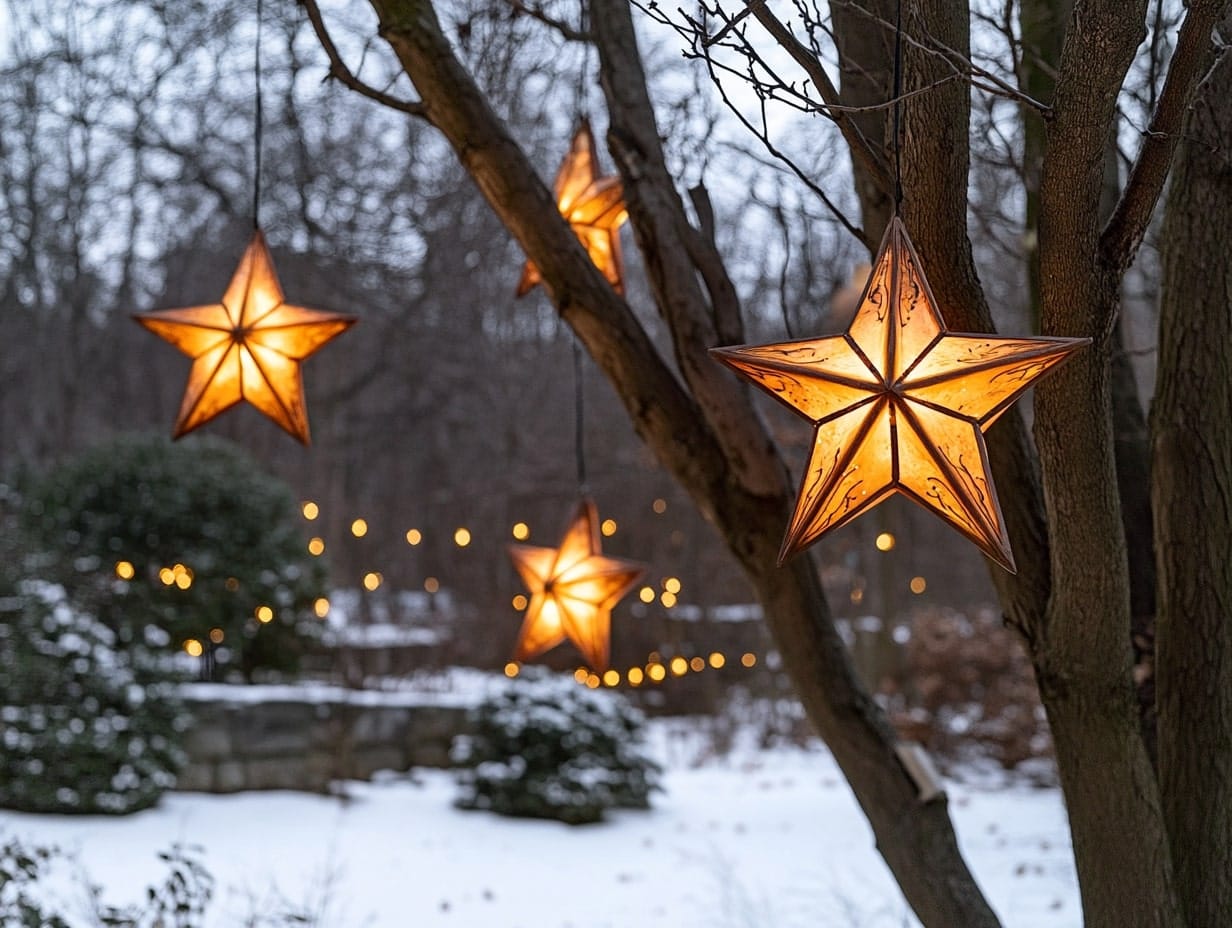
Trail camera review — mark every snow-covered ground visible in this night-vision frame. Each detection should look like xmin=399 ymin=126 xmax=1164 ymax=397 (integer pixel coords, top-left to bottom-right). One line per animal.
xmin=0 ymin=725 xmax=1077 ymax=928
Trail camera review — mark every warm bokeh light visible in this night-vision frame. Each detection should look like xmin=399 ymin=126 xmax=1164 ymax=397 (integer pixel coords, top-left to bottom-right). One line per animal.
xmin=876 ymin=532 xmax=896 ymax=552
xmin=851 ymin=587 xmax=865 ymax=605
xmin=308 ymin=537 xmax=325 ymax=556
xmin=627 ymin=666 xmax=645 ymax=686
xmin=663 ymin=576 xmax=681 ymax=594
xmin=652 ymin=498 xmax=667 ymax=514
xmin=225 ymin=577 xmax=240 ymax=592
xmin=454 ymin=527 xmax=471 ymax=547
xmin=208 ymin=627 xmax=225 ymax=644
xmin=689 ymin=656 xmax=705 ymax=673
xmin=647 ymin=662 xmax=667 ymax=682
xmin=158 ymin=567 xmax=175 ymax=586
xmin=406 ymin=528 xmax=422 ymax=546
xmin=603 ymin=669 xmax=620 ymax=687
xmin=638 ymin=586 xmax=656 ymax=604
xmin=574 ymin=667 xmax=589 ymax=684
xmin=660 ymin=591 xmax=678 ymax=608
xmin=517 ymin=121 xmax=628 ymax=298
xmin=313 ymin=597 xmax=330 ymax=618
xmin=910 ymin=576 xmax=928 ymax=594
xmin=708 ymin=651 xmax=726 ymax=669
xmin=424 ymin=577 xmax=440 ymax=594
xmin=585 ymin=673 xmax=601 ymax=689
xmin=511 ymin=522 xmax=530 ymax=541
xmin=670 ymin=656 xmax=689 ymax=676
xmin=302 ymin=501 xmax=319 ymax=520
xmin=600 ymin=518 xmax=617 ymax=537
xmin=256 ymin=605 xmax=274 ymax=623
xmin=114 ymin=560 xmax=135 ymax=581
xmin=351 ymin=518 xmax=368 ymax=538
xmin=172 ymin=564 xmax=193 ymax=590
xmin=184 ymin=639 xmax=203 ymax=657
xmin=741 ymin=652 xmax=757 ymax=668
xmin=363 ymin=572 xmax=382 ymax=591
xmin=504 ymin=662 xmax=520 ymax=678
xmin=711 ymin=218 xmax=1088 ymax=573
xmin=133 ymin=229 xmax=356 ymax=443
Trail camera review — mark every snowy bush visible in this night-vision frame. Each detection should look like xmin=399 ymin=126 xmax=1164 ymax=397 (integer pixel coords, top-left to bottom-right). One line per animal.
xmin=19 ymin=433 xmax=327 ymax=680
xmin=0 ymin=579 xmax=188 ymax=815
xmin=452 ymin=670 xmax=661 ymax=825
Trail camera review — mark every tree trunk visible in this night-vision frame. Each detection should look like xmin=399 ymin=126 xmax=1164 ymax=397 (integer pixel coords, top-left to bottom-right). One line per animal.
xmin=362 ymin=2 xmax=1002 ymax=923
xmin=1153 ymin=16 xmax=1232 ymax=922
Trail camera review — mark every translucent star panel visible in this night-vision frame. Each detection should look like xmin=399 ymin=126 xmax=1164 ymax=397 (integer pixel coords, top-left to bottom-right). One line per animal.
xmin=134 ymin=229 xmax=357 ymax=444
xmin=516 ymin=121 xmax=629 ymax=298
xmin=712 ymin=217 xmax=1090 ymax=573
xmin=509 ymin=497 xmax=645 ymax=671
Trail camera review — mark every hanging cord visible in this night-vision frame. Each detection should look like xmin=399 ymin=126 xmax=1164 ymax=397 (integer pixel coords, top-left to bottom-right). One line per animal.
xmin=253 ymin=0 xmax=264 ymax=230
xmin=574 ymin=2 xmax=592 ymax=120
xmin=891 ymin=0 xmax=904 ymax=214
xmin=572 ymin=336 xmax=589 ymax=493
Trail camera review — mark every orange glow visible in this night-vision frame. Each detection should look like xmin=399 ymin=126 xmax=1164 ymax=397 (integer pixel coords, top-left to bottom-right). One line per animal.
xmin=508 ymin=497 xmax=645 ymax=672
xmin=663 ymin=577 xmax=681 ymax=594
xmin=184 ymin=639 xmax=203 ymax=657
xmin=638 ymin=586 xmax=655 ymax=604
xmin=512 ymin=522 xmax=530 ymax=541
xmin=363 ymin=572 xmax=382 ymax=591
xmin=516 ymin=121 xmax=628 ymax=297
xmin=600 ymin=518 xmax=617 ymax=537
xmin=647 ymin=662 xmax=667 ymax=682
xmin=910 ymin=576 xmax=927 ymax=594
xmin=708 ymin=651 xmax=726 ymax=669
xmin=603 ymin=669 xmax=620 ymax=687
xmin=573 ymin=667 xmax=589 ymax=684
xmin=255 ymin=605 xmax=274 ymax=623
xmin=711 ymin=217 xmax=1089 ymax=573
xmin=876 ymin=532 xmax=896 ymax=552
xmin=670 ymin=656 xmax=689 ymax=676
xmin=628 ymin=666 xmax=645 ymax=686
xmin=504 ymin=662 xmax=520 ymax=678
xmin=314 ymin=597 xmax=330 ymax=618
xmin=512 ymin=594 xmax=529 ymax=611
xmin=307 ymin=537 xmax=325 ymax=556
xmin=302 ymin=501 xmax=319 ymax=520
xmin=741 ymin=652 xmax=757 ymax=668
xmin=406 ymin=528 xmax=422 ymax=546
xmin=424 ymin=577 xmax=440 ymax=594
xmin=652 ymin=498 xmax=667 ymax=514
xmin=134 ymin=229 xmax=355 ymax=443
xmin=689 ymin=656 xmax=705 ymax=673
xmin=351 ymin=519 xmax=368 ymax=538
xmin=660 ymin=591 xmax=677 ymax=609
xmin=585 ymin=673 xmax=601 ymax=689
xmin=454 ymin=528 xmax=471 ymax=547
xmin=115 ymin=560 xmax=135 ymax=581
xmin=208 ymin=627 xmax=225 ymax=644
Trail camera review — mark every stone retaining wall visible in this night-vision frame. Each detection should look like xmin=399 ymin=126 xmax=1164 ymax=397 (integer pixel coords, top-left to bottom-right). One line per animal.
xmin=176 ymin=689 xmax=471 ymax=794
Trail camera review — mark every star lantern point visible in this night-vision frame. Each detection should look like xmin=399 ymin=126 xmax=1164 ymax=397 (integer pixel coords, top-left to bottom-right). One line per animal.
xmin=711 ymin=217 xmax=1090 ymax=574
xmin=517 ymin=120 xmax=628 ymax=298
xmin=509 ymin=497 xmax=645 ymax=671
xmin=134 ymin=229 xmax=356 ymax=444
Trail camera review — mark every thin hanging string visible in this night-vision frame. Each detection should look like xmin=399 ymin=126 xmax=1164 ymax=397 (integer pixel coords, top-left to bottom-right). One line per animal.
xmin=575 ymin=1 xmax=592 ymax=120
xmin=891 ymin=0 xmax=904 ymax=214
xmin=253 ymin=0 xmax=264 ymax=230
xmin=572 ymin=336 xmax=588 ymax=493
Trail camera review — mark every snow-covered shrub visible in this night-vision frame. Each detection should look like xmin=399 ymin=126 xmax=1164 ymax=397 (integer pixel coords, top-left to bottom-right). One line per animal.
xmin=0 ymin=835 xmax=71 ymax=928
xmin=0 ymin=579 xmax=188 ymax=814
xmin=452 ymin=670 xmax=661 ymax=824
xmin=19 ymin=433 xmax=327 ymax=680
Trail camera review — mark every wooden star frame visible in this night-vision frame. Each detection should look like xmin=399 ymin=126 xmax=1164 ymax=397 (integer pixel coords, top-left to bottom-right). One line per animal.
xmin=712 ymin=217 xmax=1090 ymax=573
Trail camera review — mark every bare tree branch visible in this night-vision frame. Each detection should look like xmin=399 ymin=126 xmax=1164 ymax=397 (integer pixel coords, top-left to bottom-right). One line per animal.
xmin=298 ymin=0 xmax=430 ymax=120
xmin=501 ymin=0 xmax=593 ymax=42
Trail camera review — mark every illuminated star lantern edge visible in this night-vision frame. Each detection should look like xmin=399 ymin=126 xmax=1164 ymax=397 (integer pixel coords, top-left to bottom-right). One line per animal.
xmin=134 ymin=229 xmax=357 ymax=445
xmin=517 ymin=120 xmax=628 ymax=298
xmin=509 ymin=497 xmax=645 ymax=672
xmin=711 ymin=217 xmax=1090 ymax=573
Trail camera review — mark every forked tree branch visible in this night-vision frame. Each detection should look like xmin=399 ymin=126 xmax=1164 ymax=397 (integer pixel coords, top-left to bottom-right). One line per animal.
xmin=298 ymin=0 xmax=430 ymax=120
xmin=1101 ymin=0 xmax=1230 ymax=271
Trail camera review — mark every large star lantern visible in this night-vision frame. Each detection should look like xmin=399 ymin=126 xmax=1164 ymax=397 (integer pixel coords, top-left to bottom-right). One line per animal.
xmin=517 ymin=120 xmax=628 ymax=297
xmin=135 ymin=229 xmax=356 ymax=444
xmin=509 ymin=498 xmax=645 ymax=671
xmin=712 ymin=218 xmax=1089 ymax=573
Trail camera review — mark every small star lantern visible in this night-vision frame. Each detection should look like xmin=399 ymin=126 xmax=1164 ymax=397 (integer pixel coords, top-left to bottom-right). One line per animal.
xmin=135 ymin=230 xmax=356 ymax=444
xmin=509 ymin=498 xmax=645 ymax=671
xmin=712 ymin=218 xmax=1089 ymax=573
xmin=517 ymin=120 xmax=627 ymax=297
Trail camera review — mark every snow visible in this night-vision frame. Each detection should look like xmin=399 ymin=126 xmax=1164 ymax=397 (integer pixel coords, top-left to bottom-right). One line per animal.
xmin=0 ymin=727 xmax=1079 ymax=928
xmin=178 ymin=667 xmax=515 ymax=708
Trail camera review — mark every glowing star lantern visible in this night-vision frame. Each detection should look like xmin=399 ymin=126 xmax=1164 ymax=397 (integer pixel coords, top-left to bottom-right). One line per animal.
xmin=134 ymin=230 xmax=356 ymax=444
xmin=509 ymin=497 xmax=645 ymax=671
xmin=517 ymin=121 xmax=627 ymax=297
xmin=712 ymin=217 xmax=1089 ymax=573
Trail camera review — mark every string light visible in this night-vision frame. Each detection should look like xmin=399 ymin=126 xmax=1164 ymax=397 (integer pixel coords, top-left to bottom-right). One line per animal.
xmin=627 ymin=666 xmax=644 ymax=685
xmin=454 ymin=527 xmax=471 ymax=547
xmin=511 ymin=594 xmax=529 ymax=610
xmin=647 ymin=662 xmax=667 ymax=682
xmin=660 ymin=591 xmax=677 ymax=608
xmin=184 ymin=639 xmax=204 ymax=657
xmin=741 ymin=652 xmax=757 ymax=668
xmin=504 ymin=662 xmax=520 ymax=678
xmin=308 ymin=537 xmax=325 ymax=556
xmin=663 ymin=577 xmax=681 ymax=594
xmin=708 ymin=651 xmax=725 ymax=669
xmin=585 ymin=673 xmax=601 ymax=689
xmin=910 ymin=576 xmax=927 ymax=594
xmin=302 ymin=501 xmax=319 ymax=520
xmin=351 ymin=519 xmax=368 ymax=538
xmin=511 ymin=522 xmax=530 ymax=541
xmin=574 ymin=667 xmax=589 ymax=684
xmin=208 ymin=628 xmax=225 ymax=644
xmin=406 ymin=528 xmax=422 ymax=546
xmin=600 ymin=518 xmax=617 ymax=537
xmin=115 ymin=561 xmax=135 ymax=580
xmin=638 ymin=586 xmax=656 ymax=604
xmin=424 ymin=577 xmax=440 ymax=593
xmin=652 ymin=498 xmax=667 ymax=514
xmin=314 ymin=597 xmax=330 ymax=618
xmin=363 ymin=572 xmax=382 ymax=591
xmin=670 ymin=656 xmax=689 ymax=676
xmin=603 ymin=669 xmax=620 ymax=687
xmin=255 ymin=605 xmax=274 ymax=623
xmin=689 ymin=656 xmax=705 ymax=672
xmin=876 ymin=532 xmax=896 ymax=552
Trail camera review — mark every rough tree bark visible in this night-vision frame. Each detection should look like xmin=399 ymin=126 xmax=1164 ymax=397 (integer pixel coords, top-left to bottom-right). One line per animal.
xmin=1153 ymin=12 xmax=1232 ymax=923
xmin=342 ymin=1 xmax=1001 ymax=924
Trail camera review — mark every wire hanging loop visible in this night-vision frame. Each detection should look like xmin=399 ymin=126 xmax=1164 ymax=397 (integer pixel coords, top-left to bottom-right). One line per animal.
xmin=891 ymin=0 xmax=904 ymax=214
xmin=253 ymin=0 xmax=264 ymax=230
xmin=572 ymin=335 xmax=589 ymax=494
xmin=573 ymin=2 xmax=592 ymax=120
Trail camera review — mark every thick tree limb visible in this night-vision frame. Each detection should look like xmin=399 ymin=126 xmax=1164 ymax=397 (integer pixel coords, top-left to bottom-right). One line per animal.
xmin=1101 ymin=0 xmax=1230 ymax=271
